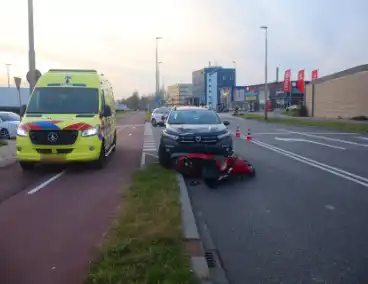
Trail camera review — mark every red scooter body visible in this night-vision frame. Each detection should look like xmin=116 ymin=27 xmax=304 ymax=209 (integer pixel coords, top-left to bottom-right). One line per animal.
xmin=174 ymin=153 xmax=255 ymax=187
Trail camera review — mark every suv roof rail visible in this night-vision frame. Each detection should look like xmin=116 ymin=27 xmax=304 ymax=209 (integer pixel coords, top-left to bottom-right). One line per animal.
xmin=48 ymin=69 xmax=98 ymax=73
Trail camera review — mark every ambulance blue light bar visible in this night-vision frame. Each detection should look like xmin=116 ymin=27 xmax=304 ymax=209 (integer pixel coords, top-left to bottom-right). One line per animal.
xmin=47 ymin=83 xmax=87 ymax=87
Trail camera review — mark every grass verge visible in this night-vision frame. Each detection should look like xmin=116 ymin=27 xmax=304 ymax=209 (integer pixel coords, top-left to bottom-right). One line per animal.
xmin=145 ymin=112 xmax=151 ymax=121
xmin=239 ymin=113 xmax=368 ymax=133
xmin=84 ymin=164 xmax=198 ymax=284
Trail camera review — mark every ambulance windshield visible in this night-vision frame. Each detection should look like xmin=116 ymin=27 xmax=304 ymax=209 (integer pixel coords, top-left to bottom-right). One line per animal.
xmin=26 ymin=87 xmax=99 ymax=114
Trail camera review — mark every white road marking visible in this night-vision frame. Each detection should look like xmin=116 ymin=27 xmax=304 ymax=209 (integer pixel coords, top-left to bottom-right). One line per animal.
xmin=325 ymin=205 xmax=336 ymax=211
xmin=274 ymin=137 xmax=346 ymax=150
xmin=27 ymin=171 xmax=66 ymax=194
xmin=251 ymin=139 xmax=368 ymax=188
xmin=357 ymin=137 xmax=368 ymax=141
xmin=145 ymin=152 xmax=158 ymax=159
xmin=276 ymin=129 xmax=358 ymax=135
xmin=283 ymin=131 xmax=368 ymax=147
xmin=142 ymin=122 xmax=157 ymax=152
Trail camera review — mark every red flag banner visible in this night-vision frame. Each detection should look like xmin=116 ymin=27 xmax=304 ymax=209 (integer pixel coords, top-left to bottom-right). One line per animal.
xmin=311 ymin=69 xmax=319 ymax=81
xmin=283 ymin=69 xmax=291 ymax=92
xmin=297 ymin=69 xmax=305 ymax=92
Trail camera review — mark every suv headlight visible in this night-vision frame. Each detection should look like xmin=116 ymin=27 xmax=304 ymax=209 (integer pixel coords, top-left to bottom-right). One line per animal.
xmin=81 ymin=126 xmax=99 ymax=137
xmin=217 ymin=131 xmax=231 ymax=140
xmin=163 ymin=130 xmax=179 ymax=140
xmin=17 ymin=126 xmax=28 ymax=137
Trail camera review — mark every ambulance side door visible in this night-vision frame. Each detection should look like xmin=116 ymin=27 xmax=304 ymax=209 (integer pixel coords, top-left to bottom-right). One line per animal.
xmin=100 ymin=89 xmax=111 ymax=149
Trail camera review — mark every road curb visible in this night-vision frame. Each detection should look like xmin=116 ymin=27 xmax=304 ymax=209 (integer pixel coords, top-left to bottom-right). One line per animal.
xmin=176 ymin=173 xmax=212 ymax=283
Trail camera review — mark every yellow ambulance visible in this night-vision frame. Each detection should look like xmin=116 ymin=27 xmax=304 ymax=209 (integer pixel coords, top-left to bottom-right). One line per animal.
xmin=16 ymin=69 xmax=117 ymax=170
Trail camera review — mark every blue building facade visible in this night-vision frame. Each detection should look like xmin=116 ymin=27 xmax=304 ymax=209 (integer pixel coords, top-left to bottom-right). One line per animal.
xmin=192 ymin=67 xmax=236 ymax=106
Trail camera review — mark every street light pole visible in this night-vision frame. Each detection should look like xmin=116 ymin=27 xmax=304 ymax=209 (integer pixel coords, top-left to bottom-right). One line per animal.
xmin=5 ymin=64 xmax=11 ymax=87
xmin=155 ymin=37 xmax=162 ymax=98
xmin=260 ymin=26 xmax=268 ymax=120
xmin=232 ymin=60 xmax=237 ymax=85
xmin=28 ymin=0 xmax=36 ymax=94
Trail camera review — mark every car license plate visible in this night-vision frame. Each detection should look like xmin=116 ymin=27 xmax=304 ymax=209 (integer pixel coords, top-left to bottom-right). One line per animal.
xmin=40 ymin=154 xmax=66 ymax=163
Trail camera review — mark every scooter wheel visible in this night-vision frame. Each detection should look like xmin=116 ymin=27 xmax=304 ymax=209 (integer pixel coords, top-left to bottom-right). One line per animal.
xmin=204 ymin=178 xmax=218 ymax=189
xmin=249 ymin=168 xmax=256 ymax=177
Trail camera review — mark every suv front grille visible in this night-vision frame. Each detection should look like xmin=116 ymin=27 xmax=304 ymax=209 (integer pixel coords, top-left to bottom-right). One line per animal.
xmin=29 ymin=130 xmax=78 ymax=145
xmin=178 ymin=135 xmax=218 ymax=144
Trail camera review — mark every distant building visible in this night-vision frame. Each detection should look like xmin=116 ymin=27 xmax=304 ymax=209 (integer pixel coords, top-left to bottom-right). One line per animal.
xmin=306 ymin=64 xmax=368 ymax=118
xmin=194 ymin=66 xmax=235 ymax=109
xmin=0 ymin=87 xmax=30 ymax=113
xmin=167 ymin=83 xmax=192 ymax=105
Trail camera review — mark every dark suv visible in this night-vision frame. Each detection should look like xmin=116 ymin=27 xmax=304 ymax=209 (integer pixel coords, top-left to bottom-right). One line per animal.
xmin=158 ymin=106 xmax=232 ymax=167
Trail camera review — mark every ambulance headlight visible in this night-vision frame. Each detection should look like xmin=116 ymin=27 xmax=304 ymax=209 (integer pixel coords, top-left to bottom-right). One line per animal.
xmin=17 ymin=126 xmax=28 ymax=137
xmin=81 ymin=126 xmax=99 ymax=137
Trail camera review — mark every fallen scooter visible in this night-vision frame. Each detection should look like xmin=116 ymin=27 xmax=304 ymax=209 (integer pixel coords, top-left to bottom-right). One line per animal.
xmin=172 ymin=153 xmax=256 ymax=188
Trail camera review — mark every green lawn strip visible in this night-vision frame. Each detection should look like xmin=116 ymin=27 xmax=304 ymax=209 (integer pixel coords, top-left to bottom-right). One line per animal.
xmin=84 ymin=164 xmax=198 ymax=284
xmin=239 ymin=114 xmax=368 ymax=133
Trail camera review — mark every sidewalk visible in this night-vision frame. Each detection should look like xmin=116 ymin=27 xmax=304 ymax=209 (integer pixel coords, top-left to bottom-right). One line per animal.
xmin=0 ymin=140 xmax=16 ymax=167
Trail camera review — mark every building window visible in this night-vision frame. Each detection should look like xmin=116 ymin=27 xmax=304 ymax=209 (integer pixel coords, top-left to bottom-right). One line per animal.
xmin=209 ymin=78 xmax=211 ymax=82
xmin=209 ymin=84 xmax=211 ymax=88
xmin=223 ymin=75 xmax=226 ymax=80
xmin=230 ymin=76 xmax=233 ymax=80
xmin=209 ymin=89 xmax=211 ymax=93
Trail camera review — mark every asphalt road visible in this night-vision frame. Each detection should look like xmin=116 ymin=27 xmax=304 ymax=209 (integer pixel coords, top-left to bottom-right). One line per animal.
xmin=0 ymin=111 xmax=145 ymax=284
xmin=151 ymin=115 xmax=368 ymax=284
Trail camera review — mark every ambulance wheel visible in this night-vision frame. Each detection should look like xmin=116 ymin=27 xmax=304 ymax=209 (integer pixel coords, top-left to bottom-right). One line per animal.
xmin=92 ymin=142 xmax=107 ymax=169
xmin=19 ymin=161 xmax=35 ymax=171
xmin=112 ymin=131 xmax=117 ymax=152
xmin=204 ymin=178 xmax=218 ymax=189
xmin=158 ymin=144 xmax=171 ymax=168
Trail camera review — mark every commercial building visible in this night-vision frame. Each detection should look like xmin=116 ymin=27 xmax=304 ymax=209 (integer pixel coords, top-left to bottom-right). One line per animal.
xmin=192 ymin=66 xmax=236 ymax=107
xmin=167 ymin=83 xmax=192 ymax=105
xmin=0 ymin=87 xmax=30 ymax=113
xmin=306 ymin=64 xmax=368 ymax=118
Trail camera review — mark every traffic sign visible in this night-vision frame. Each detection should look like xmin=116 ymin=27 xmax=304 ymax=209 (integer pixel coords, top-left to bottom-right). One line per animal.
xmin=14 ymin=77 xmax=22 ymax=91
xmin=26 ymin=69 xmax=42 ymax=84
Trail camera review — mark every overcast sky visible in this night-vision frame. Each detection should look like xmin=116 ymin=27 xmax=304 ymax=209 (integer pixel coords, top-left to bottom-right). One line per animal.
xmin=0 ymin=0 xmax=367 ymax=98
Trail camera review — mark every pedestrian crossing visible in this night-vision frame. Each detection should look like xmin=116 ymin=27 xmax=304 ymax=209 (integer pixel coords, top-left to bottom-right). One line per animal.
xmin=143 ymin=123 xmax=157 ymax=152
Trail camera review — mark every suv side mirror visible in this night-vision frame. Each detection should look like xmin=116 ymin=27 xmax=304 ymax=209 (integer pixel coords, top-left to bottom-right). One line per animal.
xmin=223 ymin=121 xmax=230 ymax=126
xmin=103 ymin=105 xmax=112 ymax=117
xmin=20 ymin=104 xmax=27 ymax=117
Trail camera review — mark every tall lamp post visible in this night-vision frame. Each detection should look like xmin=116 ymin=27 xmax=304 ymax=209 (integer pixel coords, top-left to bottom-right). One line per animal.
xmin=5 ymin=64 xmax=11 ymax=87
xmin=260 ymin=26 xmax=268 ymax=120
xmin=155 ymin=37 xmax=163 ymax=97
xmin=28 ymin=0 xmax=36 ymax=94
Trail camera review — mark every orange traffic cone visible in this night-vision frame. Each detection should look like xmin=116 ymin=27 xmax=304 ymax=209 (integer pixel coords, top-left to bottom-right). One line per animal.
xmin=234 ymin=125 xmax=240 ymax=138
xmin=246 ymin=128 xmax=252 ymax=141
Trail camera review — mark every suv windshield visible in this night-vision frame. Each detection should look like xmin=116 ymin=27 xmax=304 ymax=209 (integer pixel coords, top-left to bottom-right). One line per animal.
xmin=168 ymin=109 xmax=221 ymax=125
xmin=26 ymin=87 xmax=99 ymax=114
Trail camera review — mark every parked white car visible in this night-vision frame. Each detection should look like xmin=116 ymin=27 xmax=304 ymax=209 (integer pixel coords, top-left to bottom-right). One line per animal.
xmin=151 ymin=107 xmax=171 ymax=127
xmin=0 ymin=111 xmax=20 ymax=139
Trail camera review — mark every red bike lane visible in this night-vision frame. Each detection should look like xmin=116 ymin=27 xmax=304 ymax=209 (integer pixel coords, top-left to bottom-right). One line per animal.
xmin=0 ymin=112 xmax=145 ymax=284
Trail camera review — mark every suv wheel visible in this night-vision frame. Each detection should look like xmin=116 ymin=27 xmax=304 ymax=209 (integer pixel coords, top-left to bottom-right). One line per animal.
xmin=151 ymin=118 xmax=157 ymax=127
xmin=158 ymin=144 xmax=171 ymax=168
